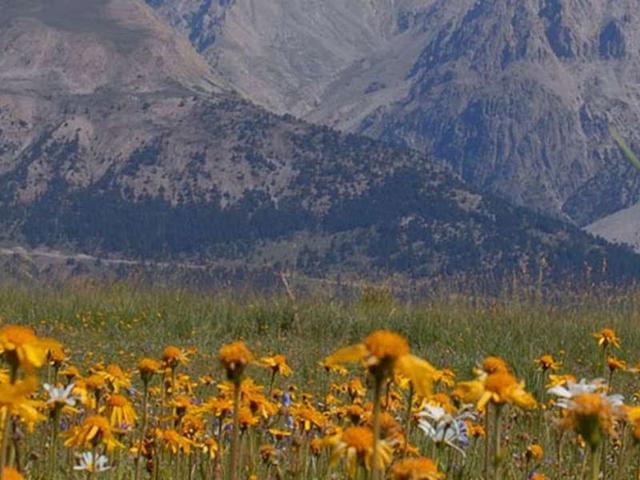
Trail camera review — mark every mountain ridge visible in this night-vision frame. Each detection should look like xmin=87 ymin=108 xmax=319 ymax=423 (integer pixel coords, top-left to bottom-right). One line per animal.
xmin=147 ymin=0 xmax=640 ymax=226
xmin=0 ymin=0 xmax=639 ymax=283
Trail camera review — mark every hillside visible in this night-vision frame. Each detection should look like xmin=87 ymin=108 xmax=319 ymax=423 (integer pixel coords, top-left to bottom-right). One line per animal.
xmin=0 ymin=0 xmax=638 ymax=283
xmin=149 ymin=0 xmax=640 ymax=225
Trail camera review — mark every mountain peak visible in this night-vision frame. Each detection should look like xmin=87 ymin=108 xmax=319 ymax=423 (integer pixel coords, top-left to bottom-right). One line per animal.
xmin=0 ymin=0 xmax=224 ymax=95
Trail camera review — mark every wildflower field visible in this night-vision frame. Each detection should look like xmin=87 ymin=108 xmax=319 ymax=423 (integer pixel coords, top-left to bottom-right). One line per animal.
xmin=1 ymin=281 xmax=640 ymax=479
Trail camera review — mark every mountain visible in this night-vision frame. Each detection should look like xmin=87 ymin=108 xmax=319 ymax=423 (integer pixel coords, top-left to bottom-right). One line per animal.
xmin=148 ymin=0 xmax=640 ymax=226
xmin=0 ymin=0 xmax=639 ymax=283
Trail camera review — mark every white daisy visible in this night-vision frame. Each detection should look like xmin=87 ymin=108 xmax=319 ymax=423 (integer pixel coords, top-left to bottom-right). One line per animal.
xmin=418 ymin=404 xmax=474 ymax=455
xmin=43 ymin=383 xmax=78 ymax=407
xmin=73 ymin=452 xmax=111 ymax=473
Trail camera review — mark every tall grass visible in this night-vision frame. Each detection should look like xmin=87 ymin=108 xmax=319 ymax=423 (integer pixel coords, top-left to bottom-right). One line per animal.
xmin=0 ymin=279 xmax=638 ymax=390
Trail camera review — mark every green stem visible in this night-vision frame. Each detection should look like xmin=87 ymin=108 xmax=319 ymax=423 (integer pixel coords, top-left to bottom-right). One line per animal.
xmin=370 ymin=376 xmax=383 ymax=480
xmin=267 ymin=371 xmax=276 ymax=397
xmin=89 ymin=445 xmax=97 ymax=480
xmin=49 ymin=408 xmax=61 ymax=478
xmin=404 ymin=384 xmax=414 ymax=445
xmin=0 ymin=365 xmax=18 ymax=475
xmin=614 ymin=428 xmax=629 ymax=480
xmin=135 ymin=382 xmax=149 ymax=480
xmin=229 ymin=380 xmax=242 ymax=480
xmin=590 ymin=446 xmax=601 ymax=480
xmin=493 ymin=404 xmax=503 ymax=480
xmin=484 ymin=406 xmax=491 ymax=480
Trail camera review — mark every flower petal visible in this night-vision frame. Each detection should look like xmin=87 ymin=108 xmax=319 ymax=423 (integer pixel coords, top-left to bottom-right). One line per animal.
xmin=324 ymin=344 xmax=368 ymax=367
xmin=395 ymin=354 xmax=440 ymax=397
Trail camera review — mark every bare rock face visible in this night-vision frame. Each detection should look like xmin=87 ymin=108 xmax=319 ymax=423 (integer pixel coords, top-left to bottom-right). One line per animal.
xmin=147 ymin=0 xmax=640 ymax=225
xmin=147 ymin=0 xmax=431 ymax=115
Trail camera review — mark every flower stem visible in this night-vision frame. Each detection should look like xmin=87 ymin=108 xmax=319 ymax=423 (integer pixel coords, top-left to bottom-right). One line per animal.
xmin=590 ymin=446 xmax=601 ymax=480
xmin=229 ymin=380 xmax=242 ymax=480
xmin=370 ymin=376 xmax=383 ymax=480
xmin=134 ymin=382 xmax=149 ymax=480
xmin=493 ymin=404 xmax=503 ymax=480
xmin=0 ymin=365 xmax=18 ymax=475
xmin=267 ymin=371 xmax=276 ymax=397
xmin=89 ymin=445 xmax=97 ymax=480
xmin=404 ymin=383 xmax=414 ymax=445
xmin=484 ymin=406 xmax=491 ymax=480
xmin=49 ymin=408 xmax=61 ymax=478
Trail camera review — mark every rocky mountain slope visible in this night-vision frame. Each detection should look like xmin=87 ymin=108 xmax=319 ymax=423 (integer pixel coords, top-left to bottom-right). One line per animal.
xmin=148 ymin=0 xmax=640 ymax=226
xmin=0 ymin=0 xmax=639 ymax=282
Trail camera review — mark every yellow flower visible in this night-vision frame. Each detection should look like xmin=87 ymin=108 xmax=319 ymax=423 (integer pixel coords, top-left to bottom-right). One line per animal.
xmin=238 ymin=406 xmax=259 ymax=430
xmin=607 ymin=357 xmax=627 ymax=373
xmin=199 ymin=375 xmax=215 ymax=386
xmin=324 ymin=330 xmax=440 ymax=397
xmin=64 ymin=415 xmax=124 ymax=451
xmin=268 ymin=428 xmax=292 ymax=440
xmin=162 ymin=346 xmax=189 ymax=369
xmin=592 ymin=328 xmax=621 ymax=349
xmin=0 ymin=376 xmax=45 ymax=430
xmin=1 ymin=467 xmax=24 ymax=480
xmin=181 ymin=413 xmax=205 ymax=440
xmin=172 ymin=394 xmax=194 ymax=417
xmin=535 ymin=354 xmax=561 ymax=372
xmin=0 ymin=325 xmax=50 ymax=372
xmin=310 ymin=437 xmax=323 ymax=456
xmin=138 ymin=358 xmax=162 ymax=384
xmin=259 ymin=443 xmax=278 ymax=464
xmin=102 ymin=364 xmax=131 ymax=392
xmin=347 ymin=378 xmax=367 ymax=401
xmin=626 ymin=406 xmax=640 ymax=442
xmin=327 ymin=426 xmax=392 ymax=479
xmin=437 ymin=369 xmax=456 ymax=388
xmin=452 ymin=379 xmax=485 ymax=404
xmin=344 ymin=404 xmax=365 ymax=425
xmin=201 ymin=437 xmax=218 ymax=459
xmin=319 ymin=360 xmax=348 ymax=376
xmin=60 ymin=366 xmax=81 ymax=382
xmin=372 ymin=411 xmax=406 ymax=448
xmin=259 ymin=354 xmax=293 ymax=377
xmin=85 ymin=373 xmax=107 ymax=392
xmin=217 ymin=378 xmax=278 ymax=419
xmin=219 ymin=341 xmax=254 ymax=382
xmin=546 ymin=374 xmax=576 ymax=389
xmin=202 ymin=396 xmax=233 ymax=418
xmin=526 ymin=444 xmax=544 ymax=462
xmin=466 ymin=421 xmax=486 ymax=438
xmin=426 ymin=393 xmax=457 ymax=414
xmin=481 ymin=356 xmax=509 ymax=374
xmin=46 ymin=341 xmax=67 ymax=368
xmin=156 ymin=428 xmax=193 ymax=455
xmin=290 ymin=404 xmax=327 ymax=432
xmin=561 ymin=393 xmax=618 ymax=450
xmin=389 ymin=456 xmax=444 ymax=480
xmin=530 ymin=474 xmax=548 ymax=480
xmin=106 ymin=394 xmax=138 ymax=430
xmin=477 ymin=372 xmax=537 ymax=412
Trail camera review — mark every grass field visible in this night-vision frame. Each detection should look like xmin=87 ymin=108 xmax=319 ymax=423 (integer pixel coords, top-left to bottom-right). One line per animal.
xmin=0 ymin=280 xmax=639 ymax=479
